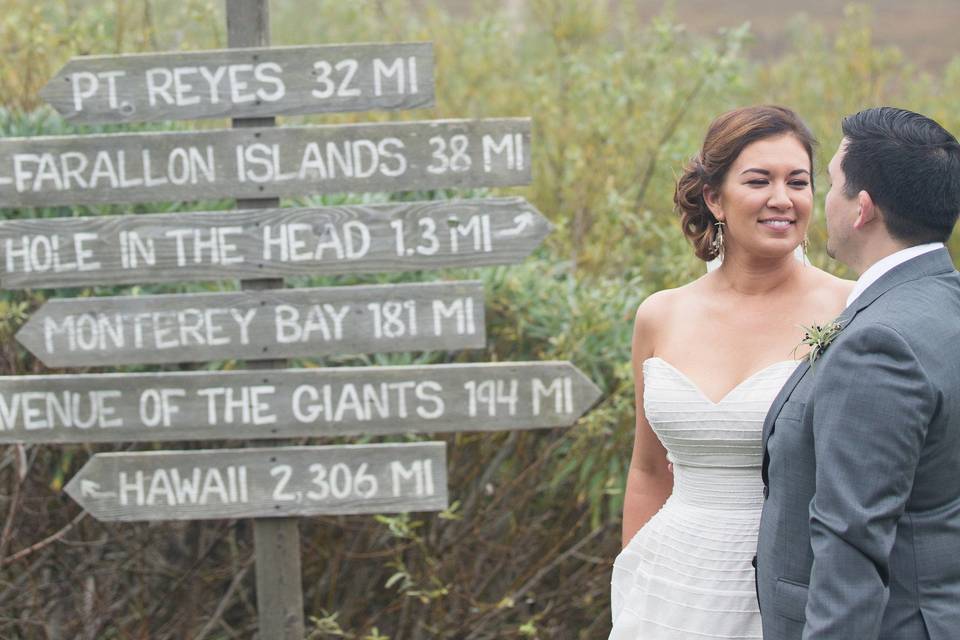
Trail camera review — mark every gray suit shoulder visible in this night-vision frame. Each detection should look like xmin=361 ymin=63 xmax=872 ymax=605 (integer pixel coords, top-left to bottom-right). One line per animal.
xmin=855 ymin=269 xmax=960 ymax=340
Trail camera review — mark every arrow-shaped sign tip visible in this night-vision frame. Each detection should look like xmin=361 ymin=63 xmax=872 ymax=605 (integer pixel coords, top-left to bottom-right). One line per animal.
xmin=15 ymin=309 xmax=66 ymax=369
xmin=524 ymin=203 xmax=556 ymax=236
xmin=37 ymin=79 xmax=56 ymax=108
xmin=63 ymin=473 xmax=81 ymax=502
xmin=572 ymin=365 xmax=604 ymax=413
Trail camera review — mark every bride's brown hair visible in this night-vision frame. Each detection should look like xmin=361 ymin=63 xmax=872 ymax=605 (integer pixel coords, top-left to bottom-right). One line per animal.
xmin=674 ymin=105 xmax=817 ymax=261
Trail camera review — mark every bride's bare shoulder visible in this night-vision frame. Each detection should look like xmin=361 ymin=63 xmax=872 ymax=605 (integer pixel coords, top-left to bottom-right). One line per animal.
xmin=803 ymin=265 xmax=855 ymax=310
xmin=633 ymin=280 xmax=704 ymax=340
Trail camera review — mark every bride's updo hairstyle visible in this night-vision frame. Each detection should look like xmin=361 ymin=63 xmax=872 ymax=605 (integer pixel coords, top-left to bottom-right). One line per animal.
xmin=674 ymin=105 xmax=816 ymax=261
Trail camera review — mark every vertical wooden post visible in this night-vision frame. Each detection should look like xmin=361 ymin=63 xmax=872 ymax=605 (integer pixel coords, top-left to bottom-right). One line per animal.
xmin=225 ymin=1 xmax=306 ymax=638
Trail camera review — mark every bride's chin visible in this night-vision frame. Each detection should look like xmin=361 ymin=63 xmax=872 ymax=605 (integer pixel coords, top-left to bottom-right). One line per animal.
xmin=740 ymin=244 xmax=802 ymax=262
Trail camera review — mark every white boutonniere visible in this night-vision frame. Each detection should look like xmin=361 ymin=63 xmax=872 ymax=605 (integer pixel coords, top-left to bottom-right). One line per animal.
xmin=795 ymin=319 xmax=845 ymax=367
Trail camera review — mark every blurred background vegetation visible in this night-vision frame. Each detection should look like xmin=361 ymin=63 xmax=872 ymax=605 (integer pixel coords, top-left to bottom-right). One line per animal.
xmin=1 ymin=1 xmax=959 ymax=638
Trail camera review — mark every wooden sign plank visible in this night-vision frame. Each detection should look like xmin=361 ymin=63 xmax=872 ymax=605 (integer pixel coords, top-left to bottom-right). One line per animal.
xmin=0 ymin=361 xmax=602 ymax=443
xmin=40 ymin=43 xmax=434 ymax=124
xmin=0 ymin=118 xmax=530 ymax=208
xmin=16 ymin=281 xmax=486 ymax=367
xmin=0 ymin=197 xmax=551 ymax=289
xmin=64 ymin=442 xmax=448 ymax=521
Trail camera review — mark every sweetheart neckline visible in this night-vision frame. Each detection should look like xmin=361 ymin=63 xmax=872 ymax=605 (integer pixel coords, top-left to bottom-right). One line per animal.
xmin=643 ymin=356 xmax=798 ymax=406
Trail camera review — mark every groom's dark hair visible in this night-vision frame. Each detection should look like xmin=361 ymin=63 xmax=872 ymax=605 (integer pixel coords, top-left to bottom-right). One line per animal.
xmin=841 ymin=107 xmax=960 ymax=244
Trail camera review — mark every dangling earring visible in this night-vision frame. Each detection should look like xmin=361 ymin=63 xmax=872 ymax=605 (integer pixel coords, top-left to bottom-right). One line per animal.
xmin=802 ymin=234 xmax=810 ymax=265
xmin=711 ymin=220 xmax=725 ymax=261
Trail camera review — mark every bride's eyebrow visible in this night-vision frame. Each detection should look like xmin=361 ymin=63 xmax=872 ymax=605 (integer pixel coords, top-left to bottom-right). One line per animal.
xmin=738 ymin=168 xmax=811 ymax=176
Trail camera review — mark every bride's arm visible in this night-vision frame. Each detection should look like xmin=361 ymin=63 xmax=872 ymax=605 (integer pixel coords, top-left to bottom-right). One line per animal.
xmin=622 ymin=294 xmax=673 ymax=548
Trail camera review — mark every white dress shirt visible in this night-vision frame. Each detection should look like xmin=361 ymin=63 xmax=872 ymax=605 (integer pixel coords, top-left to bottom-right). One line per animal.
xmin=846 ymin=242 xmax=945 ymax=307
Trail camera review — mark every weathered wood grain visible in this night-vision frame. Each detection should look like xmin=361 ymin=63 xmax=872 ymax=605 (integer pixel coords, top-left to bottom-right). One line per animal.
xmin=16 ymin=281 xmax=486 ymax=367
xmin=0 ymin=361 xmax=603 ymax=443
xmin=0 ymin=197 xmax=551 ymax=289
xmin=224 ymin=7 xmax=304 ymax=639
xmin=0 ymin=119 xmax=530 ymax=208
xmin=64 ymin=442 xmax=448 ymax=521
xmin=39 ymin=43 xmax=434 ymax=124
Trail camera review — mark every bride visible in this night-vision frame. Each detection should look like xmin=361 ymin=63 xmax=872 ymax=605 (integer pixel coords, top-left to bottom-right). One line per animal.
xmin=610 ymin=105 xmax=853 ymax=638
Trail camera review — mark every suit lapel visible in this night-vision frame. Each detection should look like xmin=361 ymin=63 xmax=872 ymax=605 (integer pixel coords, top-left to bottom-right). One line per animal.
xmin=760 ymin=248 xmax=956 ymax=486
xmin=761 ymin=358 xmax=809 ymax=452
xmin=760 ymin=282 xmax=869 ymax=453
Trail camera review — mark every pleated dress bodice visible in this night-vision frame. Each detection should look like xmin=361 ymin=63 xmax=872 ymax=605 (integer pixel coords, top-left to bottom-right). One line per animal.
xmin=610 ymin=356 xmax=799 ymax=639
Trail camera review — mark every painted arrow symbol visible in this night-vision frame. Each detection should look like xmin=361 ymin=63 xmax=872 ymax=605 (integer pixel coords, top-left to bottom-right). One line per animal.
xmin=497 ymin=212 xmax=537 ymax=237
xmin=80 ymin=479 xmax=116 ymax=499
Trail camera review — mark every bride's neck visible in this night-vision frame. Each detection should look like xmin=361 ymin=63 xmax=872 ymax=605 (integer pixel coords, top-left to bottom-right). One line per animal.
xmin=713 ymin=251 xmax=801 ymax=296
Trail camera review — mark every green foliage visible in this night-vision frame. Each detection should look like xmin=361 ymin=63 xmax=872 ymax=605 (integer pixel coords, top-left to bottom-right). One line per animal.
xmin=0 ymin=0 xmax=222 ymax=112
xmin=2 ymin=2 xmax=960 ymax=638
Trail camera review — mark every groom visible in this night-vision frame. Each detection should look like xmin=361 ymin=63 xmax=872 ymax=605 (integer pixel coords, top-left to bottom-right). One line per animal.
xmin=757 ymin=107 xmax=960 ymax=639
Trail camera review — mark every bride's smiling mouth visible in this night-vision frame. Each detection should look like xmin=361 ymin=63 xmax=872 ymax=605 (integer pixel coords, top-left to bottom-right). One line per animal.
xmin=758 ymin=217 xmax=795 ymax=230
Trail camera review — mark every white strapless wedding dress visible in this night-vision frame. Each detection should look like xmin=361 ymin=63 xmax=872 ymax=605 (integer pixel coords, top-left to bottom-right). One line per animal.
xmin=610 ymin=356 xmax=799 ymax=639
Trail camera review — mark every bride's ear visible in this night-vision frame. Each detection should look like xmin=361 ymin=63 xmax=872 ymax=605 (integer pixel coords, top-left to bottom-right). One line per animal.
xmin=703 ymin=185 xmax=725 ymax=222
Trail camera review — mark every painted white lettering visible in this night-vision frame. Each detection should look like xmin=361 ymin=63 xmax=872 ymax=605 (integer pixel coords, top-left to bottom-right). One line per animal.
xmin=145 ymin=68 xmax=175 ymax=106
xmin=89 ymin=151 xmax=120 ymax=189
xmin=218 ymin=226 xmax=243 ymax=265
xmin=390 ymin=460 xmax=424 ymax=497
xmin=173 ymin=66 xmax=201 ymax=106
xmin=373 ymin=57 xmax=404 ymax=96
xmin=197 ymin=65 xmax=228 ymax=103
xmin=13 ymin=154 xmax=39 ymax=192
xmin=170 ymin=468 xmax=201 ymax=503
xmin=198 ymin=468 xmax=229 ymax=505
xmin=228 ymin=64 xmax=256 ymax=103
xmin=146 ymin=469 xmax=175 ymax=506
xmin=292 ymin=384 xmax=321 ymax=422
xmin=99 ymin=70 xmax=126 ymax=109
xmin=254 ymin=62 xmax=285 ymax=102
xmin=119 ymin=471 xmax=145 ymax=506
xmin=70 ymin=72 xmax=99 ymax=111
xmin=230 ymin=308 xmax=256 ymax=345
xmin=483 ymin=133 xmax=515 ymax=172
xmin=415 ymin=381 xmax=444 ymax=419
xmin=59 ymin=152 xmax=89 ymax=189
xmin=73 ymin=232 xmax=101 ymax=271
xmin=532 ymin=377 xmax=569 ymax=416
xmin=378 ymin=138 xmax=407 ymax=177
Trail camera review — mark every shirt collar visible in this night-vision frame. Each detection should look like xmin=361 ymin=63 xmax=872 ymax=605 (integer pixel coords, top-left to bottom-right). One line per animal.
xmin=846 ymin=242 xmax=945 ymax=308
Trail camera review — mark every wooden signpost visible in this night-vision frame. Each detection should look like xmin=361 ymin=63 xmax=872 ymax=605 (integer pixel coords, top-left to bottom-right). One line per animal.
xmin=64 ymin=442 xmax=448 ymax=522
xmin=0 ymin=361 xmax=600 ymax=443
xmin=0 ymin=197 xmax=552 ymax=288
xmin=39 ymin=42 xmax=435 ymax=124
xmin=3 ymin=1 xmax=602 ymax=637
xmin=16 ymin=280 xmax=487 ymax=366
xmin=0 ymin=119 xmax=530 ymax=207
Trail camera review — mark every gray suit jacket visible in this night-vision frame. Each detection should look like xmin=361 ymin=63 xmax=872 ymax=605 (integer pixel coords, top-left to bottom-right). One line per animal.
xmin=757 ymin=248 xmax=960 ymax=640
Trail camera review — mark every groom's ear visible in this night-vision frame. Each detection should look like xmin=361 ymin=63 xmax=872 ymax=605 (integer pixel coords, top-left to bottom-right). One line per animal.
xmin=703 ymin=185 xmax=724 ymax=221
xmin=853 ymin=190 xmax=879 ymax=230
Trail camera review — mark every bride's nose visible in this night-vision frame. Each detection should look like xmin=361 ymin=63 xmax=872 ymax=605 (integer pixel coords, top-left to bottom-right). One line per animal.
xmin=767 ymin=183 xmax=793 ymax=210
